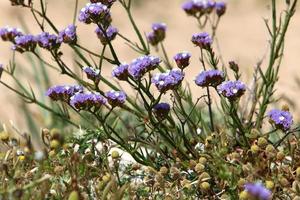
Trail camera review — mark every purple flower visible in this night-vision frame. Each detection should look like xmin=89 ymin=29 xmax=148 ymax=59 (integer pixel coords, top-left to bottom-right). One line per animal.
xmin=58 ymin=25 xmax=77 ymax=44
xmin=244 ymin=183 xmax=272 ymax=200
xmin=182 ymin=0 xmax=215 ymax=16
xmin=13 ymin=34 xmax=37 ymax=52
xmin=268 ymin=109 xmax=293 ymax=131
xmin=95 ymin=25 xmax=118 ymax=45
xmin=152 ymin=23 xmax=167 ymax=39
xmin=147 ymin=22 xmax=167 ymax=46
xmin=192 ymin=32 xmax=212 ymax=50
xmin=90 ymin=0 xmax=116 ymax=7
xmin=0 ymin=26 xmax=23 ymax=42
xmin=70 ymin=92 xmax=107 ymax=111
xmin=37 ymin=32 xmax=61 ymax=51
xmin=78 ymin=3 xmax=111 ymax=25
xmin=83 ymin=66 xmax=101 ymax=83
xmin=173 ymin=52 xmax=191 ymax=69
xmin=152 ymin=69 xmax=185 ymax=93
xmin=128 ymin=55 xmax=161 ymax=79
xmin=182 ymin=1 xmax=198 ymax=16
xmin=147 ymin=32 xmax=159 ymax=46
xmin=195 ymin=69 xmax=224 ymax=87
xmin=153 ymin=103 xmax=171 ymax=119
xmin=46 ymin=85 xmax=83 ymax=102
xmin=217 ymin=80 xmax=246 ymax=100
xmin=215 ymin=1 xmax=226 ymax=16
xmin=112 ymin=63 xmax=129 ymax=81
xmin=105 ymin=90 xmax=127 ymax=107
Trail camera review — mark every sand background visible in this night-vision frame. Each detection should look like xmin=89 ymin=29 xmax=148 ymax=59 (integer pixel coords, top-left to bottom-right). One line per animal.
xmin=0 ymin=0 xmax=299 ymax=133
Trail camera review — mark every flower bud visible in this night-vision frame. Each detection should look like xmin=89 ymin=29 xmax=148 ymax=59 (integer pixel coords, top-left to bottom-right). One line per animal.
xmin=102 ymin=174 xmax=111 ymax=183
xmin=48 ymin=150 xmax=56 ymax=158
xmin=200 ymin=182 xmax=210 ymax=191
xmin=159 ymin=166 xmax=168 ymax=176
xmin=50 ymin=139 xmax=60 ymax=150
xmin=279 ymin=177 xmax=289 ymax=187
xmin=111 ymin=150 xmax=120 ymax=159
xmin=0 ymin=131 xmax=9 ymax=142
xmin=182 ymin=179 xmax=192 ymax=189
xmin=231 ymin=152 xmax=240 ymax=160
xmin=237 ymin=178 xmax=246 ymax=189
xmin=18 ymin=155 xmax=25 ymax=161
xmin=215 ymin=2 xmax=226 ymax=17
xmin=250 ymin=144 xmax=260 ymax=154
xmin=195 ymin=163 xmax=205 ymax=174
xmin=228 ymin=61 xmax=239 ymax=73
xmin=189 ymin=160 xmax=197 ymax=169
xmin=276 ymin=151 xmax=285 ymax=161
xmin=282 ymin=104 xmax=290 ymax=111
xmin=265 ymin=144 xmax=276 ymax=159
xmin=249 ymin=129 xmax=260 ymax=139
xmin=199 ymin=157 xmax=207 ymax=165
xmin=265 ymin=180 xmax=275 ymax=190
xmin=242 ymin=163 xmax=253 ymax=174
xmin=257 ymin=137 xmax=268 ymax=148
xmin=292 ymin=181 xmax=300 ymax=193
xmin=239 ymin=191 xmax=249 ymax=200
xmin=68 ymin=191 xmax=79 ymax=200
xmin=97 ymin=181 xmax=105 ymax=190
xmin=155 ymin=172 xmax=164 ymax=184
xmin=50 ymin=129 xmax=61 ymax=139
xmin=164 ymin=195 xmax=173 ymax=200
xmin=199 ymin=172 xmax=210 ymax=181
xmin=170 ymin=167 xmax=180 ymax=180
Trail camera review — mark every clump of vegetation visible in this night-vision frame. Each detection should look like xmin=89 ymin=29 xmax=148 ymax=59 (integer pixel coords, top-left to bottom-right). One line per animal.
xmin=0 ymin=0 xmax=299 ymax=199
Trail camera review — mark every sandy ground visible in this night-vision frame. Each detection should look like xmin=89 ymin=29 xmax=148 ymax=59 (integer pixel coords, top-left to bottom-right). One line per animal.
xmin=0 ymin=0 xmax=300 ymax=132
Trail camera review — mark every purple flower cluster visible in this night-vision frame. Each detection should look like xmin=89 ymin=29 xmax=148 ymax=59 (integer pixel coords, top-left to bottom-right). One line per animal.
xmin=147 ymin=23 xmax=167 ymax=46
xmin=37 ymin=32 xmax=61 ymax=51
xmin=105 ymin=90 xmax=127 ymax=107
xmin=217 ymin=80 xmax=246 ymax=100
xmin=268 ymin=109 xmax=293 ymax=131
xmin=70 ymin=92 xmax=107 ymax=110
xmin=192 ymin=32 xmax=212 ymax=50
xmin=215 ymin=1 xmax=226 ymax=16
xmin=78 ymin=3 xmax=111 ymax=25
xmin=152 ymin=69 xmax=185 ymax=93
xmin=0 ymin=26 xmax=23 ymax=42
xmin=46 ymin=85 xmax=83 ymax=102
xmin=83 ymin=66 xmax=101 ymax=83
xmin=90 ymin=0 xmax=116 ymax=7
xmin=244 ymin=183 xmax=272 ymax=200
xmin=128 ymin=55 xmax=161 ymax=79
xmin=195 ymin=69 xmax=224 ymax=87
xmin=173 ymin=52 xmax=191 ymax=69
xmin=58 ymin=25 xmax=77 ymax=44
xmin=95 ymin=25 xmax=118 ymax=45
xmin=182 ymin=0 xmax=215 ymax=16
xmin=153 ymin=103 xmax=171 ymax=119
xmin=112 ymin=63 xmax=129 ymax=81
xmin=13 ymin=34 xmax=37 ymax=52
xmin=182 ymin=0 xmax=226 ymax=17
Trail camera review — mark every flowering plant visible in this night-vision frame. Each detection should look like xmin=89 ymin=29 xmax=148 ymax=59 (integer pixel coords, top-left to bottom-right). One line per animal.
xmin=0 ymin=0 xmax=300 ymax=199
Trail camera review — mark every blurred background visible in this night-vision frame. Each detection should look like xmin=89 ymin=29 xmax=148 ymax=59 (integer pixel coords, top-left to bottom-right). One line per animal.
xmin=0 ymin=0 xmax=300 ymax=134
